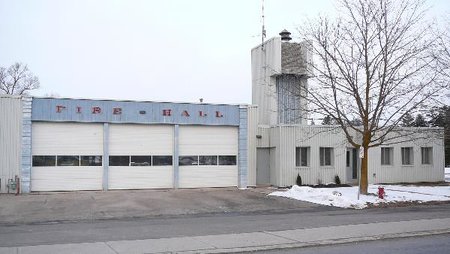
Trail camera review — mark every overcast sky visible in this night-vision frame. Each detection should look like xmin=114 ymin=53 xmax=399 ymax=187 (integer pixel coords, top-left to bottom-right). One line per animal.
xmin=0 ymin=0 xmax=448 ymax=104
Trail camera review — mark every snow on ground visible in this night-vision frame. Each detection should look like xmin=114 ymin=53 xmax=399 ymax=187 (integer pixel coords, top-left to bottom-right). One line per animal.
xmin=446 ymin=167 xmax=450 ymax=182
xmin=269 ymin=184 xmax=450 ymax=209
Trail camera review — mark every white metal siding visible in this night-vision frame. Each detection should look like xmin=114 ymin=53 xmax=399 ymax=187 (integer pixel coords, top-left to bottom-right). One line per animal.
xmin=246 ymin=106 xmax=258 ymax=186
xmin=108 ymin=124 xmax=173 ymax=189
xmin=269 ymin=125 xmax=444 ymax=187
xmin=275 ymin=126 xmax=347 ymax=186
xmin=252 ymin=38 xmax=282 ymax=126
xmin=367 ymin=129 xmax=444 ymax=184
xmin=31 ymin=122 xmax=103 ymax=191
xmin=0 ymin=96 xmax=22 ymax=193
xmin=179 ymin=126 xmax=238 ymax=188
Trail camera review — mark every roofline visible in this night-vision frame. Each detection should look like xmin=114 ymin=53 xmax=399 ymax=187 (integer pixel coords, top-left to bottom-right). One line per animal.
xmin=30 ymin=96 xmax=249 ymax=107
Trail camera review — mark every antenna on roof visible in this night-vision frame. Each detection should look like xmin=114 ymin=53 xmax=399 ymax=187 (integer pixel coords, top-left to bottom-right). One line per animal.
xmin=261 ymin=0 xmax=266 ymax=48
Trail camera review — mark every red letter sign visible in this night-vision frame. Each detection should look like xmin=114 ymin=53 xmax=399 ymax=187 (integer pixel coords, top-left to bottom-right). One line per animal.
xmin=76 ymin=106 xmax=82 ymax=113
xmin=92 ymin=107 xmax=102 ymax=114
xmin=162 ymin=109 xmax=172 ymax=116
xmin=181 ymin=110 xmax=190 ymax=117
xmin=113 ymin=107 xmax=122 ymax=115
xmin=56 ymin=105 xmax=66 ymax=113
xmin=215 ymin=111 xmax=223 ymax=118
xmin=199 ymin=111 xmax=207 ymax=117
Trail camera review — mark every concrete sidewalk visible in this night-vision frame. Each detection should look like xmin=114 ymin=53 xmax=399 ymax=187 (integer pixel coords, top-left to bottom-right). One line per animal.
xmin=1 ymin=218 xmax=449 ymax=254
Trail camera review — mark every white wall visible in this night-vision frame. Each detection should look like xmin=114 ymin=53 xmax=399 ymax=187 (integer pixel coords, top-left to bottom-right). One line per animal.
xmin=251 ymin=37 xmax=281 ymax=126
xmin=367 ymin=128 xmax=444 ymax=183
xmin=0 ymin=95 xmax=22 ymax=193
xmin=260 ymin=125 xmax=445 ymax=187
xmin=246 ymin=105 xmax=258 ymax=186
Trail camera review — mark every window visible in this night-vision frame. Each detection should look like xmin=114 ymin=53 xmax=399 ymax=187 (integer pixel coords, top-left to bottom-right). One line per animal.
xmin=319 ymin=147 xmax=333 ymax=166
xmin=295 ymin=147 xmax=310 ymax=167
xmin=199 ymin=156 xmax=218 ymax=165
xmin=153 ymin=156 xmax=172 ymax=166
xmin=32 ymin=156 xmax=56 ymax=167
xmin=219 ymin=156 xmax=237 ymax=165
xmin=421 ymin=147 xmax=433 ymax=165
xmin=109 ymin=156 xmax=130 ymax=166
xmin=381 ymin=147 xmax=393 ymax=165
xmin=179 ymin=156 xmax=199 ymax=166
xmin=346 ymin=151 xmax=350 ymax=167
xmin=401 ymin=147 xmax=413 ymax=165
xmin=57 ymin=156 xmax=80 ymax=166
xmin=130 ymin=156 xmax=151 ymax=166
xmin=81 ymin=156 xmax=102 ymax=166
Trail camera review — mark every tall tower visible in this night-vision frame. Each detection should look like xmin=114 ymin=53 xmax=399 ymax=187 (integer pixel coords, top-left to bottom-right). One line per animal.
xmin=251 ymin=30 xmax=312 ymax=125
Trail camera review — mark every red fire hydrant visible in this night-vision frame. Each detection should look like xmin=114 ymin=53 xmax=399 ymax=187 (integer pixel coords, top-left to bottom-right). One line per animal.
xmin=378 ymin=186 xmax=385 ymax=199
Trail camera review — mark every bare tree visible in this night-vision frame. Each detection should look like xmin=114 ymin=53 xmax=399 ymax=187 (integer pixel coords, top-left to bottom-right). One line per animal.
xmin=0 ymin=63 xmax=40 ymax=95
xmin=298 ymin=0 xmax=448 ymax=194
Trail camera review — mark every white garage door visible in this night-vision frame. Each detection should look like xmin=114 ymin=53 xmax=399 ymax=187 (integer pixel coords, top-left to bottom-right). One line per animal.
xmin=108 ymin=124 xmax=173 ymax=189
xmin=179 ymin=126 xmax=238 ymax=188
xmin=31 ymin=122 xmax=103 ymax=191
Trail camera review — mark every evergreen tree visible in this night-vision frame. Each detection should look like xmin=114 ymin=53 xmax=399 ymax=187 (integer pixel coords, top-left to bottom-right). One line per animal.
xmin=321 ymin=115 xmax=335 ymax=125
xmin=401 ymin=112 xmax=415 ymax=127
xmin=428 ymin=106 xmax=450 ymax=166
xmin=413 ymin=114 xmax=428 ymax=127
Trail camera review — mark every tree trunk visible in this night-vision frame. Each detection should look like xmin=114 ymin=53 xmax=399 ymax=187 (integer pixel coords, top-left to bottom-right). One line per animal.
xmin=360 ymin=145 xmax=369 ymax=194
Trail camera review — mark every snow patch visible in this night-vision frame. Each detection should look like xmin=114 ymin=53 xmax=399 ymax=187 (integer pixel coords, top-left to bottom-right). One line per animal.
xmin=269 ymin=184 xmax=450 ymax=209
xmin=445 ymin=167 xmax=450 ymax=182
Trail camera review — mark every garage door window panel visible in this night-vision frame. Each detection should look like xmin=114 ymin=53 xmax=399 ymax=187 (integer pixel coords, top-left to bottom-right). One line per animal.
xmin=179 ymin=156 xmax=198 ymax=166
xmin=199 ymin=156 xmax=218 ymax=165
xmin=219 ymin=156 xmax=237 ymax=165
xmin=110 ymin=156 xmax=130 ymax=166
xmin=80 ymin=156 xmax=102 ymax=166
xmin=57 ymin=156 xmax=80 ymax=166
xmin=32 ymin=156 xmax=56 ymax=167
xmin=130 ymin=156 xmax=151 ymax=166
xmin=153 ymin=156 xmax=173 ymax=166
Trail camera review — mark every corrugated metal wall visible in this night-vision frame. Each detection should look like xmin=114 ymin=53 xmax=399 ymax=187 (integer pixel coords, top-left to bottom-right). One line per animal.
xmin=246 ymin=105 xmax=258 ymax=186
xmin=0 ymin=95 xmax=22 ymax=193
xmin=265 ymin=125 xmax=444 ymax=187
xmin=276 ymin=75 xmax=306 ymax=125
xmin=251 ymin=37 xmax=281 ymax=126
xmin=272 ymin=125 xmax=348 ymax=186
xmin=367 ymin=128 xmax=444 ymax=184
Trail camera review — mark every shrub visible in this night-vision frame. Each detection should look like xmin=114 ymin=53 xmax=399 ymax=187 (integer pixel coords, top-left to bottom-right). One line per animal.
xmin=296 ymin=174 xmax=302 ymax=186
xmin=334 ymin=175 xmax=341 ymax=185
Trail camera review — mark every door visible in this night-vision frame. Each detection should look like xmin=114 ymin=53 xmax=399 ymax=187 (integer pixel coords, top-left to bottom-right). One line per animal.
xmin=31 ymin=122 xmax=103 ymax=191
xmin=352 ymin=148 xmax=358 ymax=179
xmin=108 ymin=124 xmax=174 ymax=189
xmin=178 ymin=126 xmax=238 ymax=188
xmin=256 ymin=148 xmax=270 ymax=185
xmin=346 ymin=148 xmax=358 ymax=181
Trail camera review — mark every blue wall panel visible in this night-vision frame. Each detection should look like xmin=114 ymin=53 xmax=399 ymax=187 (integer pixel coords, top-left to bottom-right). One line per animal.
xmin=32 ymin=98 xmax=240 ymax=126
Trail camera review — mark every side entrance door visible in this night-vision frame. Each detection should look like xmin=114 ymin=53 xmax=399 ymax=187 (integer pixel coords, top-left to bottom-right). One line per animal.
xmin=256 ymin=148 xmax=270 ymax=185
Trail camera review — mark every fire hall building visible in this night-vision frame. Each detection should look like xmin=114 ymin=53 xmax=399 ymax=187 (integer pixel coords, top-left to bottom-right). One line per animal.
xmin=0 ymin=32 xmax=445 ymax=193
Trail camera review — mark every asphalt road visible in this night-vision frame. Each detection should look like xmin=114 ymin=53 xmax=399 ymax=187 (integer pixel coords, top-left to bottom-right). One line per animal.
xmin=1 ymin=203 xmax=449 ymax=248
xmin=255 ymin=233 xmax=450 ymax=254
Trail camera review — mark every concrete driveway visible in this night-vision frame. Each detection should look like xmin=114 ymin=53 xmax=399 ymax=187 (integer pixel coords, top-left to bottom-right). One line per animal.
xmin=0 ymin=187 xmax=320 ymax=225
